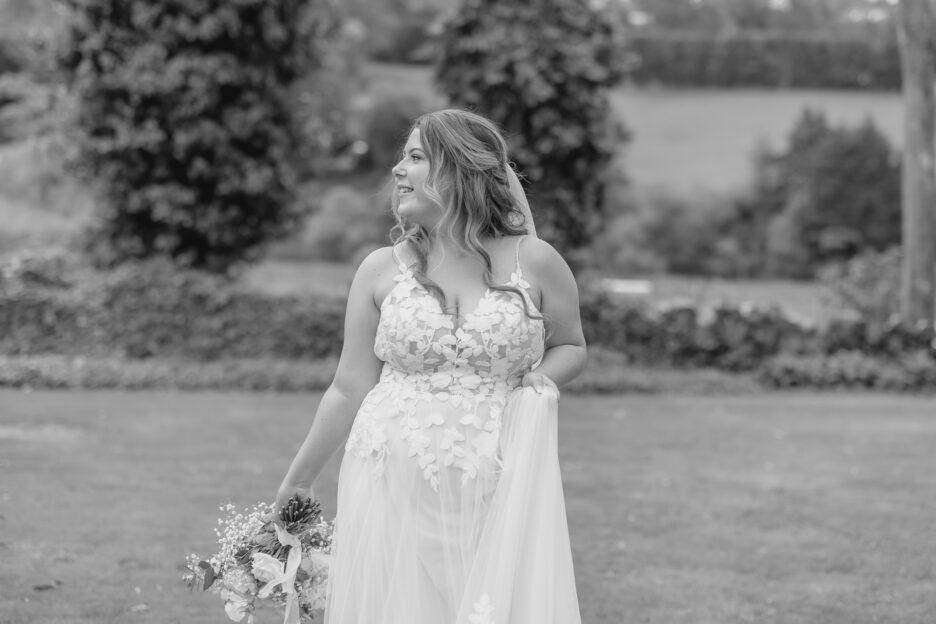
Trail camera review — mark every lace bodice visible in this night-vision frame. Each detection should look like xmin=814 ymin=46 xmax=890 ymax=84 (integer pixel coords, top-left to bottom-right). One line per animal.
xmin=345 ymin=236 xmax=545 ymax=490
xmin=374 ymin=239 xmax=544 ymax=386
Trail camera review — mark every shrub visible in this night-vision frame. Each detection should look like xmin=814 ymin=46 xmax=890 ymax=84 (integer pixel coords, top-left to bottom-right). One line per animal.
xmin=578 ymin=288 xmax=820 ymax=371
xmin=0 ymin=355 xmax=337 ymax=392
xmin=758 ymin=351 xmax=936 ymax=392
xmin=3 ymin=249 xmax=932 ymax=386
xmin=0 ymin=252 xmax=345 ymax=361
xmin=58 ymin=0 xmax=342 ymax=271
xmin=289 ymin=185 xmax=393 ymax=262
xmin=819 ymin=247 xmax=902 ymax=324
xmin=750 ymin=109 xmax=901 ymax=278
xmin=626 ymin=32 xmax=901 ymax=90
xmin=589 ymin=190 xmax=767 ymax=278
xmin=358 ymin=91 xmax=433 ymax=172
xmin=436 ymin=0 xmax=629 ymax=254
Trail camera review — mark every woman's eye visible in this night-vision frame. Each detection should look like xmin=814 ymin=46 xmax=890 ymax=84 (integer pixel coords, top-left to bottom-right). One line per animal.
xmin=411 ymin=154 xmax=422 ymax=161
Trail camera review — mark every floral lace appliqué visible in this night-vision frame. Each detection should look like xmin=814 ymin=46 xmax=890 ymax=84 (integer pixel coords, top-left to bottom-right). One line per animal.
xmin=347 ymin=256 xmax=545 ymax=490
xmin=468 ymin=593 xmax=495 ymax=624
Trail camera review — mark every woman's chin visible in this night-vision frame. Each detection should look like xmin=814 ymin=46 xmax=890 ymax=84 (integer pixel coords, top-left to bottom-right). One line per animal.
xmin=397 ymin=203 xmax=440 ymax=230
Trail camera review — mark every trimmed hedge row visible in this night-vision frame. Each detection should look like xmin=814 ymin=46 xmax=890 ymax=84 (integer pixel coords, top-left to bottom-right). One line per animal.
xmin=759 ymin=351 xmax=936 ymax=392
xmin=0 ymin=355 xmax=338 ymax=392
xmin=0 ymin=351 xmax=762 ymax=395
xmin=0 ymin=255 xmax=344 ymax=361
xmin=2 ymin=252 xmax=934 ymax=387
xmin=579 ymin=291 xmax=936 ymax=372
xmin=626 ymin=32 xmax=900 ymax=90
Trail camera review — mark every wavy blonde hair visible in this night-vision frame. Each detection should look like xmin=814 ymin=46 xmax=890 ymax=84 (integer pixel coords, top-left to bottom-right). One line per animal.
xmin=388 ymin=109 xmax=539 ymax=319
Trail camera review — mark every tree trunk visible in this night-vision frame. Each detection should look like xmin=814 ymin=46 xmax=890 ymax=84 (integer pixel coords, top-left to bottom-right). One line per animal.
xmin=896 ymin=0 xmax=936 ymax=326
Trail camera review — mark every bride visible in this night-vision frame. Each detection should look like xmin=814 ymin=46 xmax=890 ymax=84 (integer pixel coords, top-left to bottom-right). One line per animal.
xmin=275 ymin=108 xmax=587 ymax=624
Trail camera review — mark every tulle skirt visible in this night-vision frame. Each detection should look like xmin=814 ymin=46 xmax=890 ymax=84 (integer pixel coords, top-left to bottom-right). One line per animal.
xmin=325 ymin=386 xmax=580 ymax=624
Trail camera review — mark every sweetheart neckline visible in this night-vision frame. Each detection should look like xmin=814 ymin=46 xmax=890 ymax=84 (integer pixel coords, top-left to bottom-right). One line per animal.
xmin=379 ymin=273 xmax=543 ymax=332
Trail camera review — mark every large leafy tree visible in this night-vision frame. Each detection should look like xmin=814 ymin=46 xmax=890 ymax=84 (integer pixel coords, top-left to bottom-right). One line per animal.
xmin=752 ymin=109 xmax=901 ymax=278
xmin=59 ymin=0 xmax=341 ymax=271
xmin=435 ymin=0 xmax=629 ymax=254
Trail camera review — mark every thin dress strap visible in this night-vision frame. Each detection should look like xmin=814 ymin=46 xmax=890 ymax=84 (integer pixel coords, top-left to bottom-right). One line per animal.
xmin=514 ymin=235 xmax=527 ymax=279
xmin=391 ymin=243 xmax=409 ymax=273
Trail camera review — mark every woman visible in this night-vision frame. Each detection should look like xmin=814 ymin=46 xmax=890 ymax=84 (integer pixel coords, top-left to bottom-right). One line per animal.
xmin=275 ymin=108 xmax=587 ymax=623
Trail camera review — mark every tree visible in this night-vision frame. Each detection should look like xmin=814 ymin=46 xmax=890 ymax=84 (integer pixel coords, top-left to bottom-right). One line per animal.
xmin=435 ymin=0 xmax=629 ymax=255
xmin=896 ymin=0 xmax=936 ymax=325
xmin=750 ymin=109 xmax=901 ymax=278
xmin=59 ymin=0 xmax=341 ymax=272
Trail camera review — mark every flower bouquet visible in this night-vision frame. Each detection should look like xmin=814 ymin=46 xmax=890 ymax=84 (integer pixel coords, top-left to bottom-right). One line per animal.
xmin=184 ymin=496 xmax=333 ymax=624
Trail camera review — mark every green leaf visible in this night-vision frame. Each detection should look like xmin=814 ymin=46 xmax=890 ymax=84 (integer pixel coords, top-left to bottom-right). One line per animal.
xmin=198 ymin=560 xmax=216 ymax=590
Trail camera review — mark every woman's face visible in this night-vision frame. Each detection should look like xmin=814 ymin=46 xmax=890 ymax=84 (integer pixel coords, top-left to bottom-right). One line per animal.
xmin=392 ymin=129 xmax=441 ymax=230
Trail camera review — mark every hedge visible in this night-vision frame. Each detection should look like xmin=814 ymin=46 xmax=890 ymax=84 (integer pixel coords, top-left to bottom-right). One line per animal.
xmin=0 ymin=254 xmax=344 ymax=361
xmin=2 ymin=251 xmax=934 ymax=384
xmin=759 ymin=351 xmax=936 ymax=392
xmin=626 ymin=32 xmax=901 ymax=90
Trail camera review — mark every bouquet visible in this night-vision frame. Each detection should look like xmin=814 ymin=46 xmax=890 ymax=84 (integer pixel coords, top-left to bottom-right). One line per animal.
xmin=184 ymin=496 xmax=333 ymax=624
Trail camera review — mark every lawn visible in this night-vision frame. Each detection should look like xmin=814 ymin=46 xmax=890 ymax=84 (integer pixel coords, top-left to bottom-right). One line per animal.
xmin=0 ymin=64 xmax=903 ymax=253
xmin=363 ymin=62 xmax=903 ymax=195
xmin=1 ymin=390 xmax=934 ymax=623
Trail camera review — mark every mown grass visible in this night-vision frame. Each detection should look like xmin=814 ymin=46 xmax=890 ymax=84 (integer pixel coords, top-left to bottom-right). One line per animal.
xmin=1 ymin=64 xmax=902 ymax=248
xmin=1 ymin=390 xmax=934 ymax=623
xmin=362 ymin=62 xmax=902 ymax=195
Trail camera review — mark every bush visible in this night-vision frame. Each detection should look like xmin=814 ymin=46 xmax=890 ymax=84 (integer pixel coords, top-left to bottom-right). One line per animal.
xmin=750 ymin=109 xmax=901 ymax=278
xmin=436 ymin=0 xmax=629 ymax=254
xmin=58 ymin=0 xmax=343 ymax=271
xmin=578 ymin=288 xmax=819 ymax=371
xmin=0 ymin=355 xmax=337 ymax=392
xmin=819 ymin=247 xmax=902 ymax=324
xmin=3 ymin=248 xmax=932 ymax=390
xmin=358 ymin=91 xmax=434 ymax=172
xmin=0 ymin=251 xmax=345 ymax=361
xmin=589 ymin=189 xmax=768 ymax=278
xmin=758 ymin=351 xmax=936 ymax=392
xmin=627 ymin=32 xmax=901 ymax=90
xmin=281 ymin=185 xmax=392 ymax=263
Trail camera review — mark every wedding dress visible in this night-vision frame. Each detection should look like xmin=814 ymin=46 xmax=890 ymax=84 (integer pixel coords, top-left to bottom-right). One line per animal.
xmin=326 ymin=236 xmax=581 ymax=624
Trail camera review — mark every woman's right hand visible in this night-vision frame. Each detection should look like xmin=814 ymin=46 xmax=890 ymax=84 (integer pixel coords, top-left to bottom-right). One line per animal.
xmin=274 ymin=484 xmax=316 ymax=522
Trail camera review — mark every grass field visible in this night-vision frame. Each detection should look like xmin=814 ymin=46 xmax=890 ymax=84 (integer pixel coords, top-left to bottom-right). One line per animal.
xmin=1 ymin=390 xmax=935 ymax=623
xmin=363 ymin=63 xmax=903 ymax=195
xmin=0 ymin=64 xmax=903 ymax=250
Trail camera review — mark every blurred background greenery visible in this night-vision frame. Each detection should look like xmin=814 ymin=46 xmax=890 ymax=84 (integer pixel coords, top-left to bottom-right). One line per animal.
xmin=0 ymin=0 xmax=932 ymax=392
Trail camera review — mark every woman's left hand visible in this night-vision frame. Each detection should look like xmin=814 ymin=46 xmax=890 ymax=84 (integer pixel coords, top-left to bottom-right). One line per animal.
xmin=521 ymin=372 xmax=559 ymax=399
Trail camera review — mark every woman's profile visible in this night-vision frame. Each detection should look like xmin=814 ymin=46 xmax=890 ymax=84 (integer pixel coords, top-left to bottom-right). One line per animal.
xmin=276 ymin=108 xmax=587 ymax=623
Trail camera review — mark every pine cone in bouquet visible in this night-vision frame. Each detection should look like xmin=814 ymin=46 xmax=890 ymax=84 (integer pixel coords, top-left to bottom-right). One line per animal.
xmin=277 ymin=495 xmax=323 ymax=533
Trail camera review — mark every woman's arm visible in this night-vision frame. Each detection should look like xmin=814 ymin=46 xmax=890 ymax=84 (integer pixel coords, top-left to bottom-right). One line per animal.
xmin=521 ymin=238 xmax=587 ymax=391
xmin=274 ymin=248 xmax=389 ymax=509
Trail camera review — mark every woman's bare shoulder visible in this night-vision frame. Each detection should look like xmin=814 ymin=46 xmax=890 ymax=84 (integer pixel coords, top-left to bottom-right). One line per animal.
xmin=520 ymin=236 xmax=569 ymax=273
xmin=352 ymin=246 xmax=394 ymax=278
xmin=354 ymin=246 xmax=405 ymax=309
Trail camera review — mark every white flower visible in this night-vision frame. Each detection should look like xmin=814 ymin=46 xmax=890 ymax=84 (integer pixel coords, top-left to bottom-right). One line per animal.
xmin=305 ymin=550 xmax=330 ymax=576
xmin=250 ymin=553 xmax=283 ymax=585
xmin=220 ymin=590 xmax=252 ymax=622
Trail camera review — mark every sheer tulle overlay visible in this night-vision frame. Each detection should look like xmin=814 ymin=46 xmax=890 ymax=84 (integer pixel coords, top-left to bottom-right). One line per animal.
xmin=325 ymin=238 xmax=580 ymax=624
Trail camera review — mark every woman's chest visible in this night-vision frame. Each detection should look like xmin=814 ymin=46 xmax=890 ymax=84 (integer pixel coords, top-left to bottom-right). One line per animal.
xmin=375 ymin=277 xmax=544 ymax=374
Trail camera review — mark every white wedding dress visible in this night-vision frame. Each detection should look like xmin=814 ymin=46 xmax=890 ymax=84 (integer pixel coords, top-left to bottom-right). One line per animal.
xmin=326 ymin=237 xmax=581 ymax=624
